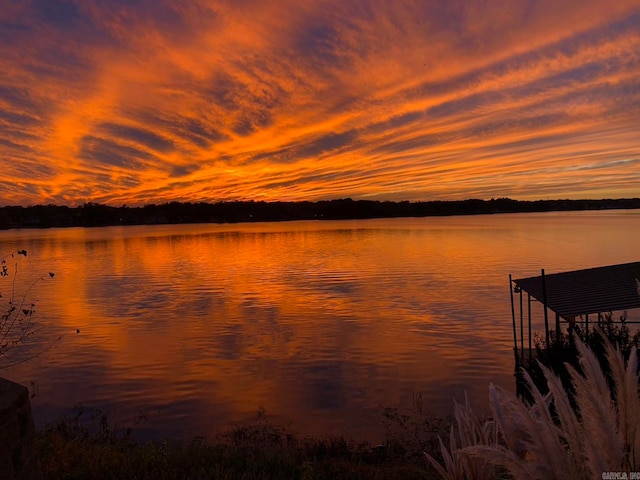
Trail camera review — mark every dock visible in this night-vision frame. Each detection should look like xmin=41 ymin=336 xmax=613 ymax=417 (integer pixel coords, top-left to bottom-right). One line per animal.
xmin=509 ymin=261 xmax=640 ymax=395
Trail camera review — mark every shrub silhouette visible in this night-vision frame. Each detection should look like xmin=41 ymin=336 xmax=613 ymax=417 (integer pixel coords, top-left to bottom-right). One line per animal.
xmin=0 ymin=250 xmax=55 ymax=368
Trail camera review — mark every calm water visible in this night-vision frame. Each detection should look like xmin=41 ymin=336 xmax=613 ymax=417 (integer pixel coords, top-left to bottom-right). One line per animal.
xmin=1 ymin=210 xmax=639 ymax=441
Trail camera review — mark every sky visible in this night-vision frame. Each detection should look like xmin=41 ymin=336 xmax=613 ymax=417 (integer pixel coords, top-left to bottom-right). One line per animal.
xmin=1 ymin=0 xmax=639 ymax=206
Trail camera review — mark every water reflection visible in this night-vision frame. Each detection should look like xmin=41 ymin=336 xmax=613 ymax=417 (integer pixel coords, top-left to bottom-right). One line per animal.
xmin=1 ymin=210 xmax=639 ymax=441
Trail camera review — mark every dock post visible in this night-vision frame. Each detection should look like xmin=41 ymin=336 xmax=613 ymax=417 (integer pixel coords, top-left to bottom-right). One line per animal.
xmin=585 ymin=314 xmax=589 ymax=335
xmin=528 ymin=293 xmax=532 ymax=363
xmin=519 ymin=288 xmax=524 ymax=361
xmin=509 ymin=275 xmax=519 ymax=366
xmin=541 ymin=269 xmax=550 ymax=349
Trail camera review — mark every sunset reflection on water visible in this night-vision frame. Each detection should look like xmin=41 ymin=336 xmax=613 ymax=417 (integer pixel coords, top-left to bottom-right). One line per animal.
xmin=2 ymin=210 xmax=639 ymax=440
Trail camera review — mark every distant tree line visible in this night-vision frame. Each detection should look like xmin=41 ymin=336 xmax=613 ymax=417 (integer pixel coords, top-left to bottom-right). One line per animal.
xmin=0 ymin=197 xmax=639 ymax=230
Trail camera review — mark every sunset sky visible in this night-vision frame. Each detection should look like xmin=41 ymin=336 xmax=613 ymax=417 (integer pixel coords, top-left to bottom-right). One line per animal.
xmin=1 ymin=0 xmax=639 ymax=206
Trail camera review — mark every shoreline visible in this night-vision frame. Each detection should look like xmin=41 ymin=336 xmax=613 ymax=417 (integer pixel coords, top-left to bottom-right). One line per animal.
xmin=1 ymin=197 xmax=639 ymax=230
xmin=36 ymin=404 xmax=450 ymax=479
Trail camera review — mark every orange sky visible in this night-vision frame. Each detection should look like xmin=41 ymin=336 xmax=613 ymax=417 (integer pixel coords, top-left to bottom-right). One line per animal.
xmin=1 ymin=0 xmax=639 ymax=206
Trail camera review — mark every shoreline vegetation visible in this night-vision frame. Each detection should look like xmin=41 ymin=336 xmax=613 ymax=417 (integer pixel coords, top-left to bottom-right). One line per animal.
xmin=1 ymin=197 xmax=640 ymax=230
xmin=37 ymin=404 xmax=450 ymax=480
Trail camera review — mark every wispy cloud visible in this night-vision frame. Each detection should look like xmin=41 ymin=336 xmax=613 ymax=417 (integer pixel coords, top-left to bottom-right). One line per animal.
xmin=1 ymin=0 xmax=639 ymax=205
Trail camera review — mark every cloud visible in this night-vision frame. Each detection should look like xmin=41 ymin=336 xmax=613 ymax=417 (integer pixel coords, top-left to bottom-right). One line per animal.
xmin=79 ymin=135 xmax=154 ymax=168
xmin=0 ymin=0 xmax=639 ymax=205
xmin=97 ymin=123 xmax=175 ymax=153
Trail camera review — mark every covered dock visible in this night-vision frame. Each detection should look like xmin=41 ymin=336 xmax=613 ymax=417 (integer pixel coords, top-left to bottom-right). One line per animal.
xmin=509 ymin=261 xmax=640 ymax=368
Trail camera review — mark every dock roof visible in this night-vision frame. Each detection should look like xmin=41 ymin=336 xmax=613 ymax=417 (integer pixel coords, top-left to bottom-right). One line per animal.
xmin=513 ymin=261 xmax=640 ymax=318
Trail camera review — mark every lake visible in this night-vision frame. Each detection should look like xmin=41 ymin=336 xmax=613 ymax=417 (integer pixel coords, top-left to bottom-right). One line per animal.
xmin=1 ymin=210 xmax=639 ymax=441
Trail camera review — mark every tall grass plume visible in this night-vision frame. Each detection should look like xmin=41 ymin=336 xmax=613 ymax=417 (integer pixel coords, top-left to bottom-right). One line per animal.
xmin=427 ymin=329 xmax=640 ymax=479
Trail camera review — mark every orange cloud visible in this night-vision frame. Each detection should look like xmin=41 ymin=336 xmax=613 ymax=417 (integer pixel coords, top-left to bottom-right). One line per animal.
xmin=1 ymin=0 xmax=639 ymax=205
